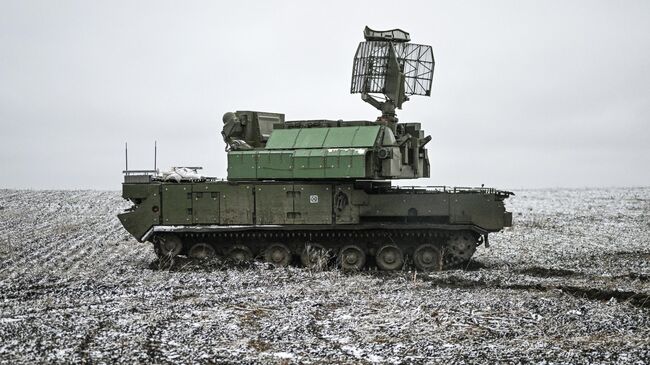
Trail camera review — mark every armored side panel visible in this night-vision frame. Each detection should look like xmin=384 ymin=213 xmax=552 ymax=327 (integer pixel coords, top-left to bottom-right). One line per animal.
xmin=191 ymin=183 xmax=220 ymax=224
xmin=255 ymin=184 xmax=293 ymax=224
xmin=219 ymin=183 xmax=254 ymax=225
xmin=292 ymin=184 xmax=333 ymax=224
xmin=119 ymin=181 xmax=255 ymax=241
xmin=228 ymin=125 xmax=380 ymax=180
xmin=120 ymin=179 xmax=510 ymax=239
xmin=162 ymin=184 xmax=193 ymax=224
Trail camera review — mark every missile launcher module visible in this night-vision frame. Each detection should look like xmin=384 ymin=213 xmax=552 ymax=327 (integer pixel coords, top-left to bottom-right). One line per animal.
xmin=118 ymin=27 xmax=512 ymax=271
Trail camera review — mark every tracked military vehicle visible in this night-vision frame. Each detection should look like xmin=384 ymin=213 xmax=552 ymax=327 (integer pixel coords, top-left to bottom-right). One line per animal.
xmin=118 ymin=27 xmax=512 ymax=271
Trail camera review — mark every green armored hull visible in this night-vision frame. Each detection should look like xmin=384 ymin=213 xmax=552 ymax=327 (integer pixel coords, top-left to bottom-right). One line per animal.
xmin=119 ymin=180 xmax=510 ymax=270
xmin=118 ymin=27 xmax=513 ymax=270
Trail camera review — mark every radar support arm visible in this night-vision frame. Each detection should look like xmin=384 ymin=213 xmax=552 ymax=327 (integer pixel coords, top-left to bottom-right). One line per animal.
xmin=361 ymin=93 xmax=398 ymax=123
xmin=361 ymin=92 xmax=383 ymax=110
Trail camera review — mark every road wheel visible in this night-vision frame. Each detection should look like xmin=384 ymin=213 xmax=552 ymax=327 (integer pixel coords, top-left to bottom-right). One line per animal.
xmin=188 ymin=243 xmax=216 ymax=259
xmin=227 ymin=244 xmax=253 ymax=263
xmin=301 ymin=243 xmax=331 ymax=269
xmin=375 ymin=244 xmax=403 ymax=271
xmin=339 ymin=245 xmax=366 ymax=271
xmin=413 ymin=244 xmax=442 ymax=271
xmin=264 ymin=243 xmax=291 ymax=267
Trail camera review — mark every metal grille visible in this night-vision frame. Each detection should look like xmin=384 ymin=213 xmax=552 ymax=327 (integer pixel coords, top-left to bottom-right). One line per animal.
xmin=351 ymin=41 xmax=434 ymax=96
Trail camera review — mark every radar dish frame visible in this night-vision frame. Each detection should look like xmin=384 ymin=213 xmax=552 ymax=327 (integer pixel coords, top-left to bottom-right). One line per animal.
xmin=351 ymin=41 xmax=434 ymax=97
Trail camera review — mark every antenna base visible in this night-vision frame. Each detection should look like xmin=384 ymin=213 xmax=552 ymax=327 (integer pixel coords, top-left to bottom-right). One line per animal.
xmin=361 ymin=93 xmax=399 ymax=130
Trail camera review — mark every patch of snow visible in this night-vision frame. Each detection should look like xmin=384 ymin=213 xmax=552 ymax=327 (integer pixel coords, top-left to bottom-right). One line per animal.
xmin=273 ymin=352 xmax=294 ymax=359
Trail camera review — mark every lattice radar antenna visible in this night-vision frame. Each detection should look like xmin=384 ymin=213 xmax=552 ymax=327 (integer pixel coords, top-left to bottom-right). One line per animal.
xmin=351 ymin=26 xmax=434 ymax=126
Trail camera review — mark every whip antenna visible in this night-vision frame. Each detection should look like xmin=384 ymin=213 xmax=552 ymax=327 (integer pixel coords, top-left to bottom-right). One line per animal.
xmin=154 ymin=140 xmax=157 ymax=171
xmin=125 ymin=142 xmax=128 ymax=172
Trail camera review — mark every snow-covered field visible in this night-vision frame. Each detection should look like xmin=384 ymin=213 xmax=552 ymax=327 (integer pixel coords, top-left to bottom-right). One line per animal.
xmin=0 ymin=188 xmax=648 ymax=364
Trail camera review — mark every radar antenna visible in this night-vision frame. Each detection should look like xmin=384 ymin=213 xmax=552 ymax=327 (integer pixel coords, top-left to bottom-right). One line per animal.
xmin=351 ymin=26 xmax=434 ymax=129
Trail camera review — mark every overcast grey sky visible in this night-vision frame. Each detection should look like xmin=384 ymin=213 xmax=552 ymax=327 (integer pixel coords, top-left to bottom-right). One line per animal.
xmin=1 ymin=0 xmax=649 ymax=190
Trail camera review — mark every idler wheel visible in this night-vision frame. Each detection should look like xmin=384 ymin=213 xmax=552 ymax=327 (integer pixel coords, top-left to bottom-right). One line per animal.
xmin=154 ymin=234 xmax=183 ymax=258
xmin=300 ymin=243 xmax=331 ymax=269
xmin=264 ymin=243 xmax=291 ymax=267
xmin=375 ymin=244 xmax=404 ymax=271
xmin=227 ymin=245 xmax=253 ymax=263
xmin=413 ymin=244 xmax=442 ymax=271
xmin=338 ymin=245 xmax=366 ymax=271
xmin=188 ymin=243 xmax=216 ymax=259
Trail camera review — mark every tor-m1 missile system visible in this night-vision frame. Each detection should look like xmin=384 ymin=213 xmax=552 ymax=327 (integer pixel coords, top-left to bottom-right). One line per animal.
xmin=118 ymin=27 xmax=513 ymax=271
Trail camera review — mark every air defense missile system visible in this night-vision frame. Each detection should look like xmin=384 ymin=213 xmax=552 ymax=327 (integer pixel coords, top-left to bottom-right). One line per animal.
xmin=118 ymin=27 xmax=513 ymax=271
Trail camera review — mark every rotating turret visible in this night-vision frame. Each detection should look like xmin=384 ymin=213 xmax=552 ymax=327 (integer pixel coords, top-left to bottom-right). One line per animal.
xmin=221 ymin=27 xmax=436 ymax=181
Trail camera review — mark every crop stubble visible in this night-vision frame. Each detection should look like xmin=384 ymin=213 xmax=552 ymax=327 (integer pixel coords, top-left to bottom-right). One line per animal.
xmin=0 ymin=188 xmax=648 ymax=364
